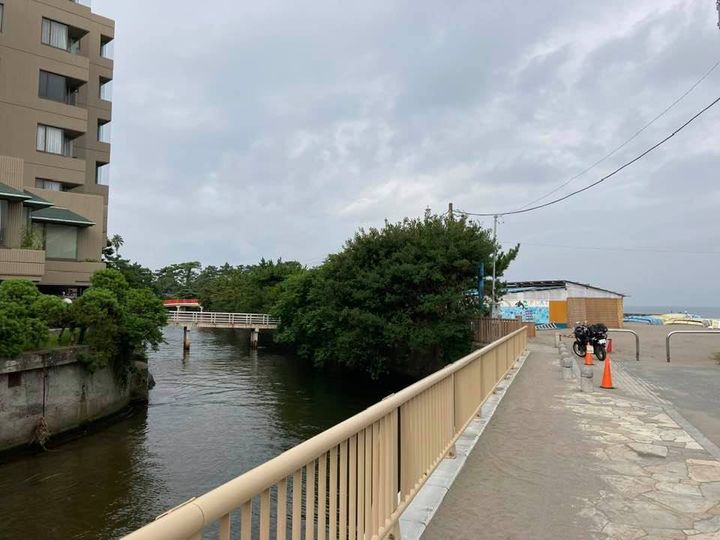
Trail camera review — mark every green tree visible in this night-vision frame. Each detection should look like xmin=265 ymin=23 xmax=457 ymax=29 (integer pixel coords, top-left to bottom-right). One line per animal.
xmin=199 ymin=259 xmax=304 ymax=313
xmin=70 ymin=275 xmax=167 ymax=371
xmin=0 ymin=305 xmax=28 ymax=358
xmin=111 ymin=259 xmax=156 ymax=290
xmin=109 ymin=234 xmax=124 ymax=256
xmin=155 ymin=261 xmax=202 ymax=298
xmin=0 ymin=280 xmax=50 ymax=354
xmin=123 ymin=288 xmax=167 ymax=351
xmin=90 ymin=268 xmax=130 ymax=302
xmin=32 ymin=295 xmax=67 ymax=328
xmin=102 ymin=233 xmax=156 ymax=291
xmin=0 ymin=279 xmax=41 ymax=313
xmin=274 ymin=213 xmax=519 ymax=378
xmin=71 ymin=287 xmax=123 ymax=366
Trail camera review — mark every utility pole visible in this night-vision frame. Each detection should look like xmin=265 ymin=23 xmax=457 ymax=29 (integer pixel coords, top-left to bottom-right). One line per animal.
xmin=717 ymin=0 xmax=720 ymax=29
xmin=491 ymin=214 xmax=499 ymax=317
xmin=448 ymin=202 xmax=454 ymax=218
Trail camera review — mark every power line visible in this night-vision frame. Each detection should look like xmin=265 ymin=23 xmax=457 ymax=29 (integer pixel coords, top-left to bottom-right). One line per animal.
xmin=456 ymin=93 xmax=720 ymax=217
xmin=517 ymin=58 xmax=720 ymax=209
xmin=501 ymin=241 xmax=720 ymax=256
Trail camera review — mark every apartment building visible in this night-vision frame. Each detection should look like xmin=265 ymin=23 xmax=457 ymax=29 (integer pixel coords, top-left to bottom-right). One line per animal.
xmin=0 ymin=0 xmax=113 ymax=294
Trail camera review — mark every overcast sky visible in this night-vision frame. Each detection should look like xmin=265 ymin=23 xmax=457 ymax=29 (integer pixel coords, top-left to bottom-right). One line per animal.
xmin=95 ymin=0 xmax=720 ymax=306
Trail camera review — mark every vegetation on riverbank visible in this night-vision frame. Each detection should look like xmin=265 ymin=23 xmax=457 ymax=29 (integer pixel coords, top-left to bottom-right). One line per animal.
xmin=103 ymin=237 xmax=302 ymax=313
xmin=105 ymin=211 xmax=518 ymax=379
xmin=0 ymin=270 xmax=167 ymax=376
xmin=274 ymin=213 xmax=517 ymax=378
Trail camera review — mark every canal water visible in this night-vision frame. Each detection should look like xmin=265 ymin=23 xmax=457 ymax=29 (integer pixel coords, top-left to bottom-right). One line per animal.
xmin=0 ymin=327 xmax=405 ymax=539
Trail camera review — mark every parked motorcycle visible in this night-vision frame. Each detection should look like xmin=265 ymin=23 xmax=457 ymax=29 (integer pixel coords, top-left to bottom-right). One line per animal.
xmin=572 ymin=322 xmax=608 ymax=361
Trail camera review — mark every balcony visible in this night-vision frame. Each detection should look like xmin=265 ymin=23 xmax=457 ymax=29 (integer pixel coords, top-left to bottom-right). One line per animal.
xmin=39 ymin=70 xmax=87 ymax=109
xmin=42 ymin=18 xmax=88 ymax=57
xmin=0 ymin=249 xmax=46 ymax=281
xmin=42 ymin=259 xmax=104 ymax=286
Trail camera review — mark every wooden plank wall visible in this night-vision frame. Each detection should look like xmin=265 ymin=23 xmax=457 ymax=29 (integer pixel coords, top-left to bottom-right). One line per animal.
xmin=472 ymin=318 xmax=535 ymax=343
xmin=566 ymin=298 xmax=624 ymax=328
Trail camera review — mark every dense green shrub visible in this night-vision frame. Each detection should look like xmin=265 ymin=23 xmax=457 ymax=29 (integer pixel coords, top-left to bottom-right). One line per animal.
xmin=197 ymin=259 xmax=304 ymax=313
xmin=0 ymin=280 xmax=49 ymax=356
xmin=0 ymin=279 xmax=41 ymax=310
xmin=0 ymin=271 xmax=167 ymax=378
xmin=274 ymin=214 xmax=519 ymax=378
xmin=73 ymin=269 xmax=167 ymax=372
xmin=0 ymin=305 xmax=27 ymax=358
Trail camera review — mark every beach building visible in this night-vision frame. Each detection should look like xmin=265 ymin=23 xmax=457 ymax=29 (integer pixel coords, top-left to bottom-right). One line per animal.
xmin=500 ymin=280 xmax=625 ymax=329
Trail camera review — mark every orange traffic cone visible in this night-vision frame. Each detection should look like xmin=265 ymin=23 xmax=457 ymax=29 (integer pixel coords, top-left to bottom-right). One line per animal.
xmin=600 ymin=354 xmax=615 ymax=389
xmin=584 ymin=347 xmax=594 ymax=366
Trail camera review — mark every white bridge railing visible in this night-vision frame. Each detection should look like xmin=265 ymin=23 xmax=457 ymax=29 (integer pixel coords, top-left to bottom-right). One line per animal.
xmin=168 ymin=311 xmax=280 ymax=327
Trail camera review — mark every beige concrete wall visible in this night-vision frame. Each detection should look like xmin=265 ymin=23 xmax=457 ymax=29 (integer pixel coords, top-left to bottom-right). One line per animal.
xmin=0 ymin=156 xmax=26 ymax=248
xmin=0 ymin=155 xmax=24 ymax=189
xmin=42 ymin=259 xmax=104 ymax=286
xmin=0 ymin=1 xmax=114 ymax=286
xmin=0 ymin=249 xmax=45 ymax=280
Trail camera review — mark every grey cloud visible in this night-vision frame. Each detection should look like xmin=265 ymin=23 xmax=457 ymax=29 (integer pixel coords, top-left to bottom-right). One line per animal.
xmin=96 ymin=0 xmax=720 ymax=305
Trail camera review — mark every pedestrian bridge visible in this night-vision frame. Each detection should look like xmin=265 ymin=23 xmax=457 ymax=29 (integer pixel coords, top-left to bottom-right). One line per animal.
xmin=167 ymin=311 xmax=279 ymax=330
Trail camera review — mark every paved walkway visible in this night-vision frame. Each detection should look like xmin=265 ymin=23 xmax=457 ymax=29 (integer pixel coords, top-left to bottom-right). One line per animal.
xmin=609 ymin=324 xmax=720 ymax=451
xmin=422 ymin=342 xmax=720 ymax=539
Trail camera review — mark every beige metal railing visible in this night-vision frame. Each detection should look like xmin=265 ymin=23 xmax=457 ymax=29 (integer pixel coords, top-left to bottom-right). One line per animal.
xmin=123 ymin=327 xmax=528 ymax=540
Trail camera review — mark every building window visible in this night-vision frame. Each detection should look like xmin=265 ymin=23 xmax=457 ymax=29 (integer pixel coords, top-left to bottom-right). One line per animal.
xmin=36 ymin=125 xmax=75 ymax=157
xmin=100 ymin=35 xmax=114 ymax=59
xmin=35 ymin=178 xmax=68 ymax=191
xmin=41 ymin=18 xmax=82 ymax=53
xmin=42 ymin=18 xmax=68 ymax=50
xmin=99 ymin=77 xmax=112 ymax=101
xmin=8 ymin=372 xmax=22 ymax=388
xmin=44 ymin=224 xmax=78 ymax=260
xmin=95 ymin=162 xmax=110 ymax=185
xmin=0 ymin=199 xmax=8 ymax=247
xmin=97 ymin=119 xmax=110 ymax=143
xmin=39 ymin=70 xmax=81 ymax=105
xmin=22 ymin=206 xmax=31 ymax=228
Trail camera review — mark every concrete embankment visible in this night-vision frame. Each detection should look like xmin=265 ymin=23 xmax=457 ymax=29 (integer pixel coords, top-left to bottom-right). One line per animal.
xmin=0 ymin=347 xmax=149 ymax=453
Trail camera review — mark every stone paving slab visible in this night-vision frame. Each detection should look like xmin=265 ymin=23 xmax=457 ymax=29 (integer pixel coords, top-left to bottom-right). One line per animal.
xmin=556 ymin=367 xmax=720 ymax=539
xmin=421 ymin=343 xmax=720 ymax=539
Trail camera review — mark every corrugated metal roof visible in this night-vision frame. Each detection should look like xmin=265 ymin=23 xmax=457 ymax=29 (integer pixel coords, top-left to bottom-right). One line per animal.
xmin=505 ymin=280 xmax=626 ymax=297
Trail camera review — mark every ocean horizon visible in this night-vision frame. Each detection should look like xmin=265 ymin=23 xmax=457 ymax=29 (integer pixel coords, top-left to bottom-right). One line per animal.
xmin=625 ymin=306 xmax=720 ymax=318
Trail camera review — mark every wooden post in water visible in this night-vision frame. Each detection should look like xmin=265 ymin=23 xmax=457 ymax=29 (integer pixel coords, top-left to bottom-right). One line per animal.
xmin=250 ymin=328 xmax=259 ymax=349
xmin=183 ymin=326 xmax=191 ymax=351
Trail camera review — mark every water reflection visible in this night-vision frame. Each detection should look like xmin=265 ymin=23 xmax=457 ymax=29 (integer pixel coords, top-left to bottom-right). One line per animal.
xmin=0 ymin=327 xmax=405 ymax=539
